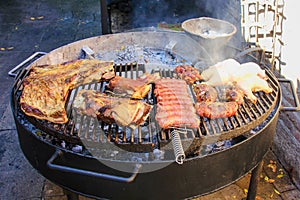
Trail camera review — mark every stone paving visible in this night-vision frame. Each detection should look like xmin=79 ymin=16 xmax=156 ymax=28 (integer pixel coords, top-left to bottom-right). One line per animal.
xmin=0 ymin=1 xmax=300 ymax=200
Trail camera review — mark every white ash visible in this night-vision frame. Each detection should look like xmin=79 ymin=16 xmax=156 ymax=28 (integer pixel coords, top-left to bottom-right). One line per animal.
xmin=131 ymin=156 xmax=143 ymax=162
xmin=72 ymin=145 xmax=83 ymax=153
xmin=61 ymin=141 xmax=66 ymax=148
xmin=110 ymin=150 xmax=119 ymax=157
xmin=97 ymin=46 xmax=191 ymax=66
xmin=153 ymin=149 xmax=165 ymax=160
xmin=201 ymin=29 xmax=228 ymax=38
xmin=144 ymin=153 xmax=149 ymax=161
xmin=143 ymin=133 xmax=150 ymax=140
xmin=203 ymin=139 xmax=232 ymax=154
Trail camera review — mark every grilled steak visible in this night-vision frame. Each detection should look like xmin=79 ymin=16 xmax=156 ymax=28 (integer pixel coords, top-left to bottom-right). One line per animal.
xmin=195 ymin=101 xmax=239 ymax=119
xmin=20 ymin=59 xmax=115 ymax=124
xmin=175 ymin=65 xmax=203 ymax=84
xmin=73 ymin=90 xmax=152 ymax=129
xmin=154 ymin=78 xmax=200 ymax=129
xmin=106 ymin=72 xmax=160 ymax=99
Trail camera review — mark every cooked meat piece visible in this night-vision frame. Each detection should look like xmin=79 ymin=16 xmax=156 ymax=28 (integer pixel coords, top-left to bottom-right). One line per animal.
xmin=221 ymin=82 xmax=245 ymax=105
xmin=154 ymin=78 xmax=200 ymax=128
xmin=107 ymin=72 xmax=160 ymax=99
xmin=195 ymin=101 xmax=239 ymax=119
xmin=193 ymin=83 xmax=218 ymax=102
xmin=156 ymin=95 xmax=192 ymax=105
xmin=201 ymin=59 xmax=240 ymax=86
xmin=235 ymin=75 xmax=273 ymax=103
xmin=239 ymin=62 xmax=266 ymax=79
xmin=153 ymin=86 xmax=188 ymax=94
xmin=107 ymin=76 xmax=150 ymax=99
xmin=73 ymin=90 xmax=152 ymax=129
xmin=155 ymin=114 xmax=200 ymax=129
xmin=175 ymin=65 xmax=203 ymax=84
xmin=156 ymin=102 xmax=196 ymax=115
xmin=20 ymin=59 xmax=115 ymax=124
xmin=26 ymin=59 xmax=115 ymax=81
xmin=202 ymin=59 xmax=266 ymax=87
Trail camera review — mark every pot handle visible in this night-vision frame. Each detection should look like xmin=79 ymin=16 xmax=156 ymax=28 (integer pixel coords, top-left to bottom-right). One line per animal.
xmin=8 ymin=51 xmax=47 ymax=77
xmin=47 ymin=150 xmax=142 ymax=183
xmin=278 ymin=78 xmax=300 ymax=111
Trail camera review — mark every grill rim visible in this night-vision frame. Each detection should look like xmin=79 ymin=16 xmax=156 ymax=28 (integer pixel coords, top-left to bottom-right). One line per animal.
xmin=12 ymin=60 xmax=281 ymax=159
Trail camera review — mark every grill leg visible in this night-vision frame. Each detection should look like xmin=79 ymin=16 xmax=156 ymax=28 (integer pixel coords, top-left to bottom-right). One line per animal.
xmin=63 ymin=189 xmax=79 ymax=200
xmin=246 ymin=160 xmax=264 ymax=200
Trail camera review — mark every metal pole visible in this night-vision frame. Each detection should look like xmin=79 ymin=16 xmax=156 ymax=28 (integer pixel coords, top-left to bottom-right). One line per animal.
xmin=63 ymin=189 xmax=79 ymax=200
xmin=100 ymin=0 xmax=110 ymax=34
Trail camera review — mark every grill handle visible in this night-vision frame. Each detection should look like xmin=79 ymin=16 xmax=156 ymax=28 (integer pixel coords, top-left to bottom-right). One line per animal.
xmin=8 ymin=51 xmax=47 ymax=77
xmin=278 ymin=78 xmax=300 ymax=111
xmin=47 ymin=150 xmax=142 ymax=183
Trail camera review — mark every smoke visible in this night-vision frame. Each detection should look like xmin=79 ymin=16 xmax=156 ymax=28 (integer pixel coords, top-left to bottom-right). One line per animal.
xmin=127 ymin=0 xmax=242 ymax=62
xmin=130 ymin=0 xmax=207 ymax=27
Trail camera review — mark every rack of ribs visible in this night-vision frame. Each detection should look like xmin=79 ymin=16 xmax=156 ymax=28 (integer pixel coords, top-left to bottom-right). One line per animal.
xmin=154 ymin=78 xmax=200 ymax=129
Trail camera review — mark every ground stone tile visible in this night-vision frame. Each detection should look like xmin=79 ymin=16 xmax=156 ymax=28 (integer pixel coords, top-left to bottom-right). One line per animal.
xmin=280 ymin=189 xmax=300 ymax=200
xmin=43 ymin=180 xmax=65 ymax=197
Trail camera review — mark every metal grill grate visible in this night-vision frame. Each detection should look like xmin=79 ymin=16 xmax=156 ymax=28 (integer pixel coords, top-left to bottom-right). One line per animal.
xmin=13 ymin=61 xmax=280 ymax=153
xmin=63 ymin=62 xmax=158 ymax=152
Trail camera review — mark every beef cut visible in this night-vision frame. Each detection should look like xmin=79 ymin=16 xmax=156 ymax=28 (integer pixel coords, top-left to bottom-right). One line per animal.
xmin=20 ymin=59 xmax=115 ymax=124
